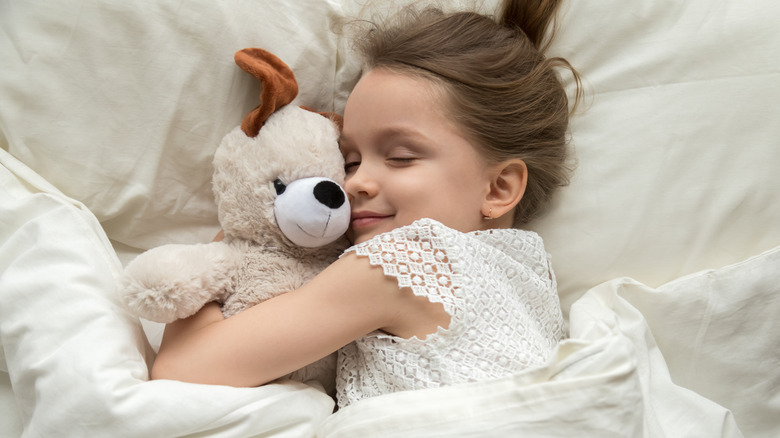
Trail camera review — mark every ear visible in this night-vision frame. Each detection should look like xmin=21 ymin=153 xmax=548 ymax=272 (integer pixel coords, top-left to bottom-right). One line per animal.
xmin=234 ymin=48 xmax=299 ymax=137
xmin=482 ymin=159 xmax=528 ymax=221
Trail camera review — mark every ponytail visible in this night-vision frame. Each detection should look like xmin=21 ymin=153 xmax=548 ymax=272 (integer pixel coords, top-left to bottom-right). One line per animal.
xmin=499 ymin=0 xmax=583 ymax=113
xmin=500 ymin=0 xmax=562 ymax=52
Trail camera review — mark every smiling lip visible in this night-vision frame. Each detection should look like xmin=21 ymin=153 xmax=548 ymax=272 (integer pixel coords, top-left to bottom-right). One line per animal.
xmin=350 ymin=211 xmax=392 ymax=228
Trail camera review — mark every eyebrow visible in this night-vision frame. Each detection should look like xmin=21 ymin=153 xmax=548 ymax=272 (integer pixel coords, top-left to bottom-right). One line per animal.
xmin=377 ymin=125 xmax=428 ymax=141
xmin=370 ymin=126 xmax=433 ymax=151
xmin=340 ymin=124 xmax=433 ymax=153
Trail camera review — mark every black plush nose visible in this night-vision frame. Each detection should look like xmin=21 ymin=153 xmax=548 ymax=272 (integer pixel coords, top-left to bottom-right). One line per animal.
xmin=313 ymin=180 xmax=346 ymax=209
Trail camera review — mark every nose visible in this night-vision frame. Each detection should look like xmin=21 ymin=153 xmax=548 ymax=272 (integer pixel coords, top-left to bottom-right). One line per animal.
xmin=313 ymin=180 xmax=346 ymax=209
xmin=344 ymin=163 xmax=378 ymax=200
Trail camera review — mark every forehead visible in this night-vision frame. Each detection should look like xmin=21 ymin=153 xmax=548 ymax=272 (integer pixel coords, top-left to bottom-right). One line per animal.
xmin=346 ymin=68 xmax=443 ymax=110
xmin=341 ymin=69 xmax=457 ymax=144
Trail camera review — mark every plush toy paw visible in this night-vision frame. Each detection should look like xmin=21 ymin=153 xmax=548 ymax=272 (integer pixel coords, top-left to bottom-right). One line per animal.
xmin=120 ymin=242 xmax=239 ymax=323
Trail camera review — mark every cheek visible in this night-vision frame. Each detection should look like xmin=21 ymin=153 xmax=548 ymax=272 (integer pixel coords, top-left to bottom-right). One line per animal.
xmin=412 ymin=171 xmax=478 ymax=211
xmin=443 ymin=161 xmax=488 ymax=196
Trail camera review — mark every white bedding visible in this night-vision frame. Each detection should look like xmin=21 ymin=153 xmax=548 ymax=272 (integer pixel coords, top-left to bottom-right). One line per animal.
xmin=2 ymin=0 xmax=779 ymax=436
xmin=320 ymin=247 xmax=780 ymax=437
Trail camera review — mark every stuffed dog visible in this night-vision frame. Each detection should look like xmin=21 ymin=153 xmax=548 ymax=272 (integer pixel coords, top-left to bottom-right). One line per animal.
xmin=120 ymin=48 xmax=349 ymax=393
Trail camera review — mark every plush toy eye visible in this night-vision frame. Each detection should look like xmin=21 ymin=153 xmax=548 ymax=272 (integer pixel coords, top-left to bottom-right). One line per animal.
xmin=273 ymin=178 xmax=287 ymax=195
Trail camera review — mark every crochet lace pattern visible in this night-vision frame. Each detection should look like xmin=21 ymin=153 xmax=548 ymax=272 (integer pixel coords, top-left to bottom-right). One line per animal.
xmin=336 ymin=219 xmax=565 ymax=408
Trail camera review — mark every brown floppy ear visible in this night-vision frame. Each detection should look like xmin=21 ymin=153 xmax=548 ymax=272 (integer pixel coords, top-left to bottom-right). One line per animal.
xmin=235 ymin=48 xmax=299 ymax=137
xmin=300 ymin=106 xmax=344 ymax=131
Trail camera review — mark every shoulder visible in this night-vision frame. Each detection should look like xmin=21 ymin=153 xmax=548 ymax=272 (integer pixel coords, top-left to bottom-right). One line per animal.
xmin=343 ymin=219 xmax=460 ymax=283
xmin=344 ymin=218 xmax=463 ymax=258
xmin=468 ymin=227 xmax=554 ymax=286
xmin=347 ymin=219 xmax=455 ymax=249
xmin=343 ymin=219 xmax=551 ymax=278
xmin=470 ymin=227 xmax=548 ymax=259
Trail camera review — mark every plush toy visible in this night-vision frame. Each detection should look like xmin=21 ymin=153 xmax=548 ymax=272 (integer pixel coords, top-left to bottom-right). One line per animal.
xmin=120 ymin=48 xmax=350 ymax=393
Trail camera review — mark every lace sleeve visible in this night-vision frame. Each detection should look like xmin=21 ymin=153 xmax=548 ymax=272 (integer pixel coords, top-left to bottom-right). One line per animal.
xmin=343 ymin=219 xmax=461 ymax=312
xmin=336 ymin=219 xmax=564 ymax=409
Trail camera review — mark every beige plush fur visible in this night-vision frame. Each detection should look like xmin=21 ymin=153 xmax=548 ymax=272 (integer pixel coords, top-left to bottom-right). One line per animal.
xmin=120 ymin=49 xmax=349 ymax=394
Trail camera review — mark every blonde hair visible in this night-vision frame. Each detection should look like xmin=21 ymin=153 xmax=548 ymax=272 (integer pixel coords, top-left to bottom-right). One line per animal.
xmin=353 ymin=0 xmax=582 ymax=226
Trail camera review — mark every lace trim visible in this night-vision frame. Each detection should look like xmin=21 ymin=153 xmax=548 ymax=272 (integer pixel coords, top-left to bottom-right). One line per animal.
xmin=347 ymin=220 xmax=461 ymax=321
xmin=337 ymin=219 xmax=564 ymax=408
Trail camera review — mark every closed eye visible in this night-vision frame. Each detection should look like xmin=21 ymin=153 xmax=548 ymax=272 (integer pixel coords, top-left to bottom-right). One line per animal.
xmin=387 ymin=157 xmax=417 ymax=166
xmin=344 ymin=161 xmax=360 ymax=173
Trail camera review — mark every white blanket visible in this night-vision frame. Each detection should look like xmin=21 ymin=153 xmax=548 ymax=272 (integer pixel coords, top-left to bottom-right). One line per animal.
xmin=318 ymin=251 xmax=780 ymax=437
xmin=0 ymin=150 xmax=335 ymax=437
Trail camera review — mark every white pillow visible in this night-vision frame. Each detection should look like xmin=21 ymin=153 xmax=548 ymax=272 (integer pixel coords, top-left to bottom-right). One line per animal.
xmin=532 ymin=1 xmax=780 ymax=312
xmin=0 ymin=0 xmax=344 ymax=258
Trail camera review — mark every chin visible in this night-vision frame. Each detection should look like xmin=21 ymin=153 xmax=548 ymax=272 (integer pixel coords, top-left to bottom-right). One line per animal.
xmin=347 ymin=226 xmax=387 ymax=245
xmin=346 ymin=229 xmax=360 ymax=245
xmin=347 ymin=232 xmax=369 ymax=245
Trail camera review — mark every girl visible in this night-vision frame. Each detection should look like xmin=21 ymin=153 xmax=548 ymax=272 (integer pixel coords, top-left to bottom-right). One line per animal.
xmin=152 ymin=0 xmax=582 ymax=409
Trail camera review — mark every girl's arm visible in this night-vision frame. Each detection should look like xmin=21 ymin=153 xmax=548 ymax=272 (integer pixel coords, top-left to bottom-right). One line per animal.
xmin=151 ymin=251 xmax=449 ymax=387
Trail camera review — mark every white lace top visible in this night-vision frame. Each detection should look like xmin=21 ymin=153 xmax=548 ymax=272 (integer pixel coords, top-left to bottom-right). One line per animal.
xmin=336 ymin=219 xmax=565 ymax=409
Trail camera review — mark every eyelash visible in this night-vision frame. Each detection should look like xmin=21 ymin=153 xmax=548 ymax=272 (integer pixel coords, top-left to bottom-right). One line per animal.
xmin=343 ymin=155 xmax=417 ymax=173
xmin=387 ymin=157 xmax=416 ymax=168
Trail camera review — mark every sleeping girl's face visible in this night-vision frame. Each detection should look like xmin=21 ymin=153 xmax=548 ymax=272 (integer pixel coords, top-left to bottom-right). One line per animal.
xmin=340 ymin=68 xmax=496 ymax=244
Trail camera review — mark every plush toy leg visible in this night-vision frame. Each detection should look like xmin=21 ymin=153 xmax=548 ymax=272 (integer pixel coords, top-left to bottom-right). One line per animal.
xmin=120 ymin=242 xmax=239 ymax=323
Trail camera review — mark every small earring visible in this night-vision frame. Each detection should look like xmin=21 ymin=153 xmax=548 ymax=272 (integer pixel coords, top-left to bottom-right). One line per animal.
xmin=483 ymin=208 xmax=493 ymax=220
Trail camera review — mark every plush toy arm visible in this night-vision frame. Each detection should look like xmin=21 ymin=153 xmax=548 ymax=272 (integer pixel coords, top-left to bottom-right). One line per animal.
xmin=120 ymin=242 xmax=239 ymax=323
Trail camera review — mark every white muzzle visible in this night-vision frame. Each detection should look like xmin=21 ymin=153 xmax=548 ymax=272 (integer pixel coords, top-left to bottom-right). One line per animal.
xmin=274 ymin=177 xmax=350 ymax=248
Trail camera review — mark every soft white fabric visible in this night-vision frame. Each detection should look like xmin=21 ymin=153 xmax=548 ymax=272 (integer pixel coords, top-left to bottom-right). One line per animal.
xmin=0 ymin=149 xmax=334 ymax=437
xmin=337 ymin=219 xmax=564 ymax=408
xmin=1 ymin=0 xmax=780 ymax=436
xmin=0 ymin=0 xmax=346 ymax=254
xmin=2 ymin=0 xmax=777 ymax=307
xmin=533 ymin=1 xmax=780 ymax=313
xmin=320 ymin=246 xmax=780 ymax=437
xmin=623 ymin=247 xmax=780 ymax=438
